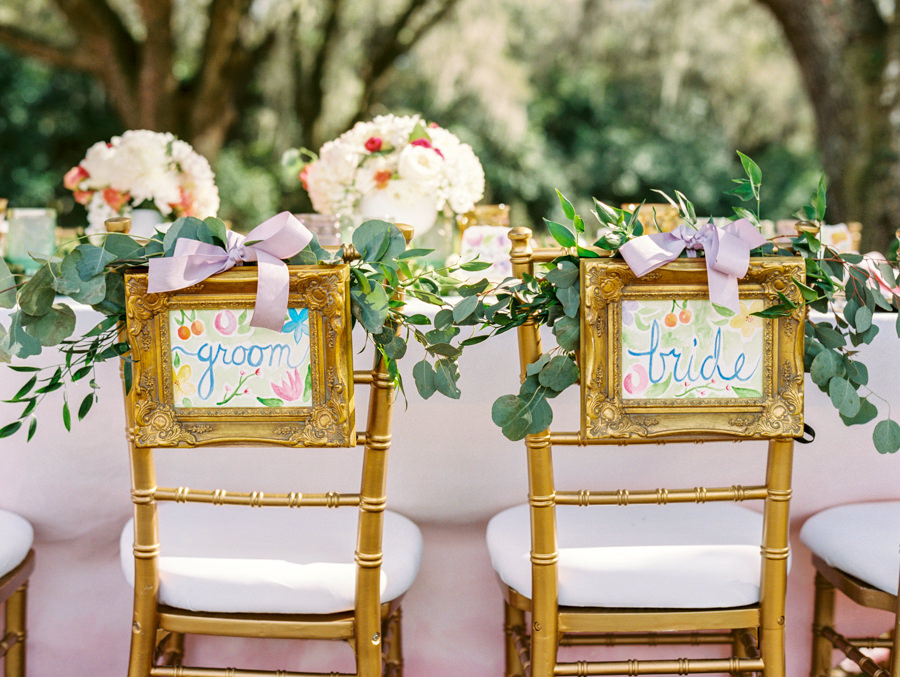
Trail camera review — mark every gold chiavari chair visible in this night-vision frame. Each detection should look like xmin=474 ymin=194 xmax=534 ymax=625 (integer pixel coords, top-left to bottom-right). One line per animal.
xmin=0 ymin=510 xmax=34 ymax=677
xmin=800 ymin=502 xmax=900 ymax=677
xmin=485 ymin=227 xmax=804 ymax=677
xmin=118 ymin=223 xmax=422 ymax=677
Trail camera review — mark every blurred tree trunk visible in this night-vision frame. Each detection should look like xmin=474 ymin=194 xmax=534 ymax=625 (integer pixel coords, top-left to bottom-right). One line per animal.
xmin=0 ymin=0 xmax=275 ymax=160
xmin=757 ymin=0 xmax=900 ymax=250
xmin=0 ymin=0 xmax=461 ymax=159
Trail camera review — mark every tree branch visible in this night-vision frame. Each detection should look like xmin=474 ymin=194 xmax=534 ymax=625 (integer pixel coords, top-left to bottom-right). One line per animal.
xmin=359 ymin=0 xmax=462 ymax=112
xmin=135 ymin=0 xmax=176 ymax=130
xmin=299 ymin=0 xmax=344 ymax=139
xmin=50 ymin=0 xmax=141 ymax=127
xmin=0 ymin=24 xmax=89 ymax=70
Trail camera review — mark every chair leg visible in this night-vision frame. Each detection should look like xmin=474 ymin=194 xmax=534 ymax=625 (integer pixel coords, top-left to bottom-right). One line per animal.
xmin=503 ymin=601 xmax=527 ymax=677
xmin=3 ymin=582 xmax=27 ymax=677
xmin=383 ymin=607 xmax=404 ymax=677
xmin=127 ymin=586 xmax=159 ymax=677
xmin=811 ymin=572 xmax=836 ymax=677
xmin=156 ymin=630 xmax=185 ymax=667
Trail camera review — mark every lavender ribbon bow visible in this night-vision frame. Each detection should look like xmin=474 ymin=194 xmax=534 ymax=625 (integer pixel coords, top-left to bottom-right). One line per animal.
xmin=147 ymin=211 xmax=313 ymax=331
xmin=618 ymin=219 xmax=767 ymax=311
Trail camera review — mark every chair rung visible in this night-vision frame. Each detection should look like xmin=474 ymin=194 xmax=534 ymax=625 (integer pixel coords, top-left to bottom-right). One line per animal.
xmin=821 ymin=626 xmax=892 ymax=677
xmin=153 ymin=488 xmax=359 ymax=508
xmin=555 ymin=485 xmax=766 ymax=506
xmin=0 ymin=631 xmax=22 ymax=657
xmin=560 ymin=632 xmax=733 ymax=646
xmin=151 ymin=667 xmax=355 ymax=677
xmin=553 ymin=657 xmax=765 ymax=675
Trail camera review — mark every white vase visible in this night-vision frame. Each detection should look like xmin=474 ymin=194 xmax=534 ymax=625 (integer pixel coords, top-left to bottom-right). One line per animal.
xmin=128 ymin=208 xmax=166 ymax=239
xmin=357 ymin=179 xmax=439 ymax=235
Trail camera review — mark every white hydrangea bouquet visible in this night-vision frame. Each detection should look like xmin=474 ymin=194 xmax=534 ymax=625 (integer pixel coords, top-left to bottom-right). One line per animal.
xmin=286 ymin=114 xmax=485 ymax=234
xmin=64 ymin=129 xmax=220 ymax=237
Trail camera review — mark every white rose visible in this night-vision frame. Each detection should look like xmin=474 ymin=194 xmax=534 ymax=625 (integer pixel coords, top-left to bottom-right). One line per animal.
xmin=397 ymin=145 xmax=443 ymax=186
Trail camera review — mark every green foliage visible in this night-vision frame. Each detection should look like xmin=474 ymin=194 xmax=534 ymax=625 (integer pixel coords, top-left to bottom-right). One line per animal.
xmin=486 ymin=155 xmax=900 ymax=453
xmin=0 ymin=217 xmax=492 ymax=439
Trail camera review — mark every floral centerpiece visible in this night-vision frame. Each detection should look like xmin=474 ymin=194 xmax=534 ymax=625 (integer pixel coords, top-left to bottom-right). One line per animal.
xmin=64 ymin=129 xmax=220 ymax=237
xmin=285 ymin=114 xmax=485 ymax=235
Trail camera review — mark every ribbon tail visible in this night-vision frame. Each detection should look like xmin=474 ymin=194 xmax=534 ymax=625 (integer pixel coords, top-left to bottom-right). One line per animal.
xmin=706 ymin=261 xmax=739 ymax=312
xmin=250 ymin=250 xmax=290 ymax=331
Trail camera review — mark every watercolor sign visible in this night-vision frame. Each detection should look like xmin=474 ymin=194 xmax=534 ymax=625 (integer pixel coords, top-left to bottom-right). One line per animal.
xmin=620 ymin=299 xmax=764 ymax=400
xmin=168 ymin=307 xmax=312 ymax=409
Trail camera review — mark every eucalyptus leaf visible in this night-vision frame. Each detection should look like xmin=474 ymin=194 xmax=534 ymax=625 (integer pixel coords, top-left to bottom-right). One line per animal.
xmin=809 ymin=349 xmax=842 ymax=387
xmin=556 ymin=285 xmax=579 ymax=318
xmin=839 ymin=397 xmax=878 ymax=426
xmin=434 ymin=358 xmax=461 ymax=399
xmin=18 ymin=265 xmax=55 ymax=316
xmin=0 ymin=257 xmax=15 ymax=308
xmin=552 ymin=315 xmax=580 ymax=351
xmin=828 ymin=377 xmax=860 ymax=417
xmin=412 ymin=359 xmax=437 ymax=399
xmin=853 ymin=305 xmax=873 ymax=333
xmin=538 ymin=355 xmax=579 ymax=392
xmin=873 ymin=419 xmax=900 ymax=454
xmin=525 ymin=353 xmax=552 ymax=377
xmin=382 ymin=334 xmax=407 ymax=360
xmin=527 ymin=395 xmax=553 ymax=434
xmin=546 ymin=261 xmax=579 ymax=289
xmin=452 ymin=294 xmax=479 ymax=323
xmin=75 ymin=243 xmax=116 ymax=280
xmin=813 ymin=324 xmax=845 ymax=350
xmin=7 ymin=312 xmax=42 ymax=358
xmin=21 ymin=304 xmax=76 ymax=346
xmin=492 ymin=393 xmax=530 ymax=426
xmin=69 ymin=273 xmax=107 ymax=305
xmin=350 ymin=284 xmax=389 ymax=334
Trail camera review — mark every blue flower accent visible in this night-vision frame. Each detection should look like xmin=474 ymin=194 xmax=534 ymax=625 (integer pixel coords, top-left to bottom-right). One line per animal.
xmin=282 ymin=308 xmax=310 ymax=343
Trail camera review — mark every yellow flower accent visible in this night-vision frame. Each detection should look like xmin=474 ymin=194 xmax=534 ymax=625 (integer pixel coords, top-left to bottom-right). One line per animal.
xmin=729 ymin=300 xmax=763 ymax=338
xmin=173 ymin=364 xmax=196 ymax=399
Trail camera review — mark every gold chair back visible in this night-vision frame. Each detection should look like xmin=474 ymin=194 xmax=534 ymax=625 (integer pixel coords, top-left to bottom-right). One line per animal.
xmin=497 ymin=226 xmax=803 ymax=677
xmin=120 ymin=231 xmax=413 ymax=676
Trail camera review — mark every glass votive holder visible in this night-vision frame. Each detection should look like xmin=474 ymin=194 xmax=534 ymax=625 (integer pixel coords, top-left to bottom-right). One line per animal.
xmin=295 ymin=213 xmax=341 ymax=247
xmin=6 ymin=208 xmax=57 ymax=274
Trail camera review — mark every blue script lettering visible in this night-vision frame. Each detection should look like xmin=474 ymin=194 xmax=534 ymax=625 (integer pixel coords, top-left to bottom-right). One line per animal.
xmin=627 ymin=320 xmax=760 ymax=387
xmin=172 ymin=342 xmax=306 ymax=400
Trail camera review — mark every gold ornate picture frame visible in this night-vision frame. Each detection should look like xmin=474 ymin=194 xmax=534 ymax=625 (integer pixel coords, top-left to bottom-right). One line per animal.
xmin=123 ymin=265 xmax=355 ymax=448
xmin=580 ymin=257 xmax=805 ymax=441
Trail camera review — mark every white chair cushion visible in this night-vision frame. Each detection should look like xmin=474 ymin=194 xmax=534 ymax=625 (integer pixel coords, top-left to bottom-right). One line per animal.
xmin=0 ymin=509 xmax=33 ymax=579
xmin=486 ymin=502 xmax=769 ymax=608
xmin=120 ymin=502 xmax=422 ymax=614
xmin=800 ymin=500 xmax=900 ymax=595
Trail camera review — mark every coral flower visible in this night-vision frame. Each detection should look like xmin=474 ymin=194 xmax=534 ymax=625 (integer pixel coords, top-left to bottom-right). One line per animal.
xmin=72 ymin=190 xmax=93 ymax=205
xmin=102 ymin=187 xmax=130 ymax=212
xmin=271 ymin=368 xmax=305 ymax=402
xmin=373 ymin=169 xmax=393 ymax=189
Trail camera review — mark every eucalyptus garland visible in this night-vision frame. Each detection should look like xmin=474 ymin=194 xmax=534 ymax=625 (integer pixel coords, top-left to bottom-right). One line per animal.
xmin=0 ymin=217 xmax=491 ymax=440
xmin=489 ymin=155 xmax=900 ymax=453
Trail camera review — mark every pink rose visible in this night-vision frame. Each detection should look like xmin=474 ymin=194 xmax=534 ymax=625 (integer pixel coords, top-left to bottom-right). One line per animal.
xmin=365 ymin=137 xmax=383 ymax=152
xmin=63 ymin=165 xmax=89 ymax=190
xmin=73 ymin=190 xmax=93 ymax=205
xmin=410 ymin=137 xmax=443 ymax=158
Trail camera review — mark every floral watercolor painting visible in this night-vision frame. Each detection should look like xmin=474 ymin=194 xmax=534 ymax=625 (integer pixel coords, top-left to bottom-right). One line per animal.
xmin=168 ymin=307 xmax=312 ymax=409
xmin=620 ymin=299 xmax=764 ymax=400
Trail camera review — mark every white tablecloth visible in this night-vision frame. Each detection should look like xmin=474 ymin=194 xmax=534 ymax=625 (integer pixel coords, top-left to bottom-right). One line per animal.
xmin=1 ymin=305 xmax=899 ymax=676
